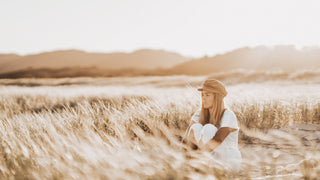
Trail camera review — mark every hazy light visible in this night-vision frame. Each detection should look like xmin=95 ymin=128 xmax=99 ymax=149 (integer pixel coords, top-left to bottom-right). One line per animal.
xmin=1 ymin=0 xmax=320 ymax=57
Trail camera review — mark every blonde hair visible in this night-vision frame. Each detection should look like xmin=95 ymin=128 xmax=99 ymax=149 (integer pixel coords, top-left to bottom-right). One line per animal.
xmin=197 ymin=79 xmax=228 ymax=127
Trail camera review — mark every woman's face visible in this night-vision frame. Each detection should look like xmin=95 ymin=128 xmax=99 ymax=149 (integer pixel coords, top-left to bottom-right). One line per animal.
xmin=201 ymin=90 xmax=214 ymax=109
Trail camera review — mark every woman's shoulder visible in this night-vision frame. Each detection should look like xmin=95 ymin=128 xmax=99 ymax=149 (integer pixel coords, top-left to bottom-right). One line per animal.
xmin=223 ymin=109 xmax=236 ymax=118
xmin=192 ymin=108 xmax=201 ymax=115
xmin=191 ymin=108 xmax=201 ymax=122
xmin=221 ymin=109 xmax=239 ymax=129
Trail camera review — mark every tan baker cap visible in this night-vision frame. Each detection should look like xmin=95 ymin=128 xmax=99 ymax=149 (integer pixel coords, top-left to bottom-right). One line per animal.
xmin=197 ymin=79 xmax=228 ymax=97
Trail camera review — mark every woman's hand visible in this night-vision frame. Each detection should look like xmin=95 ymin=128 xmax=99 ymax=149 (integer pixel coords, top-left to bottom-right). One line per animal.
xmin=197 ymin=140 xmax=205 ymax=150
xmin=202 ymin=140 xmax=220 ymax=152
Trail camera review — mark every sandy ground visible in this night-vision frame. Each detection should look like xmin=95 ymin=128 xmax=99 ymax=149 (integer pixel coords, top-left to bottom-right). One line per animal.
xmin=239 ymin=123 xmax=320 ymax=178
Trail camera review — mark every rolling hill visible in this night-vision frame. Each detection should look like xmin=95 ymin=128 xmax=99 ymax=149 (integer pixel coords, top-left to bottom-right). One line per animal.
xmin=168 ymin=45 xmax=320 ymax=75
xmin=0 ymin=49 xmax=188 ymax=74
xmin=0 ymin=45 xmax=320 ymax=78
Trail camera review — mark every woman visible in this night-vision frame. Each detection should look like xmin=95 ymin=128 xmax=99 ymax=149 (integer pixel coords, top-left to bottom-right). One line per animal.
xmin=187 ymin=78 xmax=242 ymax=172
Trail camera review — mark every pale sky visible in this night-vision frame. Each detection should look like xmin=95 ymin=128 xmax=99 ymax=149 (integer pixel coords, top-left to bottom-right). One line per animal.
xmin=1 ymin=0 xmax=320 ymax=58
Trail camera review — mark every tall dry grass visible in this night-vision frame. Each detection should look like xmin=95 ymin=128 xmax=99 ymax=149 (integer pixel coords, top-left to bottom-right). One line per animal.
xmin=0 ymin=82 xmax=319 ymax=179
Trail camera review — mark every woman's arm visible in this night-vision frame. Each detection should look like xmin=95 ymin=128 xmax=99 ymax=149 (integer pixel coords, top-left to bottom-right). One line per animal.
xmin=201 ymin=127 xmax=237 ymax=151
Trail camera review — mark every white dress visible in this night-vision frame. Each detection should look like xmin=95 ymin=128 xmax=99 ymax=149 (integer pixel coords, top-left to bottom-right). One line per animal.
xmin=190 ymin=108 xmax=242 ymax=172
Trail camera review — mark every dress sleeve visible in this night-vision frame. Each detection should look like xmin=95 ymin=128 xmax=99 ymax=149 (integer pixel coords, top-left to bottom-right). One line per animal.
xmin=191 ymin=109 xmax=201 ymax=123
xmin=220 ymin=110 xmax=239 ymax=130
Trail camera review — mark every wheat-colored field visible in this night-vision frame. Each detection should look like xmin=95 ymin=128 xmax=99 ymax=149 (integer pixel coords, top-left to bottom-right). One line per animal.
xmin=0 ymin=76 xmax=319 ymax=179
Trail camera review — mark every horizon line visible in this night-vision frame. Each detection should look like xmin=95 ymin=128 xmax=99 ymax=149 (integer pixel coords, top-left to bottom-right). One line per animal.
xmin=1 ymin=44 xmax=320 ymax=59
